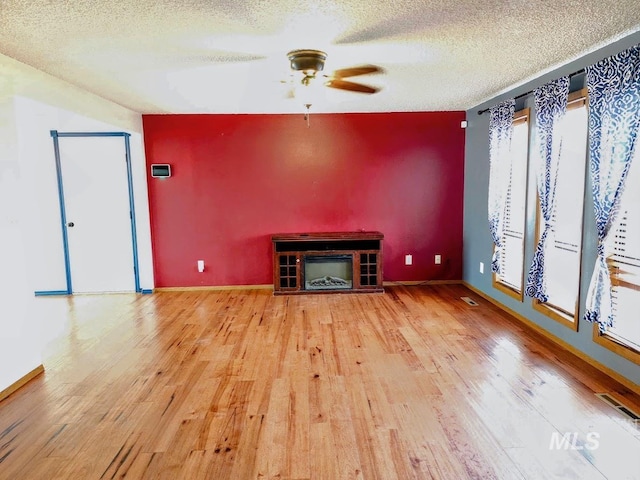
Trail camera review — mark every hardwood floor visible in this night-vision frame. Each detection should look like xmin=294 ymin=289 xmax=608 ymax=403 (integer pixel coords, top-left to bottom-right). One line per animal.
xmin=0 ymin=285 xmax=639 ymax=479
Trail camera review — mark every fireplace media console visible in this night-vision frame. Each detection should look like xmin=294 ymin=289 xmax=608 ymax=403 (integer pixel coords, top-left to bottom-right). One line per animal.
xmin=272 ymin=232 xmax=383 ymax=294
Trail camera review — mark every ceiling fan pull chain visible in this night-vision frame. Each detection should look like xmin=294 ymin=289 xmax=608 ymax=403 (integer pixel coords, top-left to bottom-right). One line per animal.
xmin=304 ymin=104 xmax=311 ymax=128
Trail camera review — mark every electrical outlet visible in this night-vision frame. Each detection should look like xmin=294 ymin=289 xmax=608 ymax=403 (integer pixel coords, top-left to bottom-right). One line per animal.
xmin=435 ymin=254 xmax=441 ymax=265
xmin=479 ymin=262 xmax=484 ymax=274
xmin=405 ymin=254 xmax=413 ymax=266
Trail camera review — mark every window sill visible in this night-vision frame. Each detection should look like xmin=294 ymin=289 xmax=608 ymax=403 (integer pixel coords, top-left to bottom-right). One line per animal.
xmin=493 ymin=276 xmax=523 ymax=302
xmin=593 ymin=324 xmax=640 ymax=365
xmin=532 ymin=299 xmax=578 ymax=331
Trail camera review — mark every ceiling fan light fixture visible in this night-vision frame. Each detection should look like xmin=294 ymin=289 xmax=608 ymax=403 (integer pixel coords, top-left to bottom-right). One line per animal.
xmin=295 ymin=75 xmax=323 ymax=105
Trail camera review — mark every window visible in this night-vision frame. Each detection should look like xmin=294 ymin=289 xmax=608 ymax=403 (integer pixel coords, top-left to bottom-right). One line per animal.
xmin=533 ymin=90 xmax=588 ymax=329
xmin=494 ymin=109 xmax=529 ymax=300
xmin=594 ymin=146 xmax=640 ymax=363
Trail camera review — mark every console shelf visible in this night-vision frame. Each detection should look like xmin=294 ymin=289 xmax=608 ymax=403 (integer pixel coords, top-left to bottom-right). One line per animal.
xmin=272 ymin=232 xmax=384 ymax=295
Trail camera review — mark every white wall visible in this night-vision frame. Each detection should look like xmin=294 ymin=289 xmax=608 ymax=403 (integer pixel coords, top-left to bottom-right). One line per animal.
xmin=0 ymin=97 xmax=42 ymax=392
xmin=0 ymin=53 xmax=154 ymax=392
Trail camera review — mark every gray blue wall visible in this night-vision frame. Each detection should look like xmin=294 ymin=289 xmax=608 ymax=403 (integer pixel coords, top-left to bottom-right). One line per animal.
xmin=463 ymin=30 xmax=640 ymax=387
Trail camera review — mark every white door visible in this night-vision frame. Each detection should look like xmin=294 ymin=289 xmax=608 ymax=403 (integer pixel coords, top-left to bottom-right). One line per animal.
xmin=59 ymin=136 xmax=135 ymax=293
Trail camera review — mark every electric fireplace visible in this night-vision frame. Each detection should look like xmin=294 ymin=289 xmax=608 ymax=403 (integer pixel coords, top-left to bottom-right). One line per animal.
xmin=272 ymin=232 xmax=383 ymax=294
xmin=304 ymin=255 xmax=353 ymax=290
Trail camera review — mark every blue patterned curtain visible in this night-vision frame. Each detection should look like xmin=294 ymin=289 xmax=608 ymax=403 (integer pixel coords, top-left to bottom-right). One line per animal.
xmin=525 ymin=77 xmax=570 ymax=301
xmin=584 ymin=45 xmax=640 ymax=331
xmin=488 ymin=99 xmax=516 ymax=274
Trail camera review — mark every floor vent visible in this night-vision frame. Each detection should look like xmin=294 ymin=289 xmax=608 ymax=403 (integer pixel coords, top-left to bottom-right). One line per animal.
xmin=461 ymin=296 xmax=479 ymax=306
xmin=619 ymin=407 xmax=640 ymax=421
xmin=596 ymin=393 xmax=640 ymax=421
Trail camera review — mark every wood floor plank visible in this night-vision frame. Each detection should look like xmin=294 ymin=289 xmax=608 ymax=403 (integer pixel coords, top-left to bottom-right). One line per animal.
xmin=0 ymin=285 xmax=639 ymax=479
xmin=310 ymin=421 xmax=336 ymax=480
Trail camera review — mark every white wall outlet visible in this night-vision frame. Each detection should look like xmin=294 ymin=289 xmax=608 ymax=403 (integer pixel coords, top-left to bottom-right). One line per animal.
xmin=405 ymin=254 xmax=413 ymax=266
xmin=435 ymin=254 xmax=441 ymax=265
xmin=197 ymin=260 xmax=205 ymax=272
xmin=479 ymin=262 xmax=484 ymax=274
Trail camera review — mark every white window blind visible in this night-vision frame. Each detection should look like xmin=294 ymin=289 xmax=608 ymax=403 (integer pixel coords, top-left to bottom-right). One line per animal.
xmin=540 ymin=101 xmax=588 ymax=316
xmin=605 ymin=150 xmax=640 ymax=352
xmin=497 ymin=115 xmax=529 ymax=293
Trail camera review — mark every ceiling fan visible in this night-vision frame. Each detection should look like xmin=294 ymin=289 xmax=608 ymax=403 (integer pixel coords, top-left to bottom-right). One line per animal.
xmin=286 ymin=49 xmax=383 ymax=95
xmin=285 ymin=49 xmax=383 ymax=126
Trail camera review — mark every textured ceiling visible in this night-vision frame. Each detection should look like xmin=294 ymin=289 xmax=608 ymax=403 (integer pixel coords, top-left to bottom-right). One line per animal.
xmin=1 ymin=0 xmax=639 ymax=114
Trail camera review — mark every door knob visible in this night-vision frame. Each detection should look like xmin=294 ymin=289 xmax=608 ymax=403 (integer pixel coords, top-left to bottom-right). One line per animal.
xmin=67 ymin=222 xmax=75 ymax=227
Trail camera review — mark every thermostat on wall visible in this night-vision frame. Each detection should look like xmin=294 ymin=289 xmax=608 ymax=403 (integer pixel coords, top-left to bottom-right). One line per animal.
xmin=151 ymin=164 xmax=171 ymax=178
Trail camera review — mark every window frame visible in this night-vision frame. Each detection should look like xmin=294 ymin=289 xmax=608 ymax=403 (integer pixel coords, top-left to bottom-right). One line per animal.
xmin=532 ymin=89 xmax=588 ymax=331
xmin=593 ymin=156 xmax=640 ymax=365
xmin=492 ymin=108 xmax=530 ymax=302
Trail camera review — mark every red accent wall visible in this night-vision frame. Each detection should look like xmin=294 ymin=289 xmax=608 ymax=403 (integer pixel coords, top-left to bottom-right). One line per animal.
xmin=143 ymin=112 xmax=465 ymax=287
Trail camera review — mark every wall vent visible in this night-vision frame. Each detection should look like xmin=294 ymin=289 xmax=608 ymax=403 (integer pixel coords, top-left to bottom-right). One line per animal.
xmin=596 ymin=393 xmax=640 ymax=421
xmin=461 ymin=296 xmax=479 ymax=306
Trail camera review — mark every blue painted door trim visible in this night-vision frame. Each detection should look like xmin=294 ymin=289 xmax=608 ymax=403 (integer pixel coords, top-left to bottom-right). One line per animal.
xmin=124 ymin=134 xmax=142 ymax=293
xmin=49 ymin=130 xmax=142 ymax=294
xmin=50 ymin=131 xmax=73 ymax=294
xmin=34 ymin=290 xmax=70 ymax=296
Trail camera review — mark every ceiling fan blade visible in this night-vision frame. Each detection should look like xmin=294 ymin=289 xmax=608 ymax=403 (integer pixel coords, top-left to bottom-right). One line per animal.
xmin=325 ymin=79 xmax=379 ymax=94
xmin=330 ymin=65 xmax=383 ymax=78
